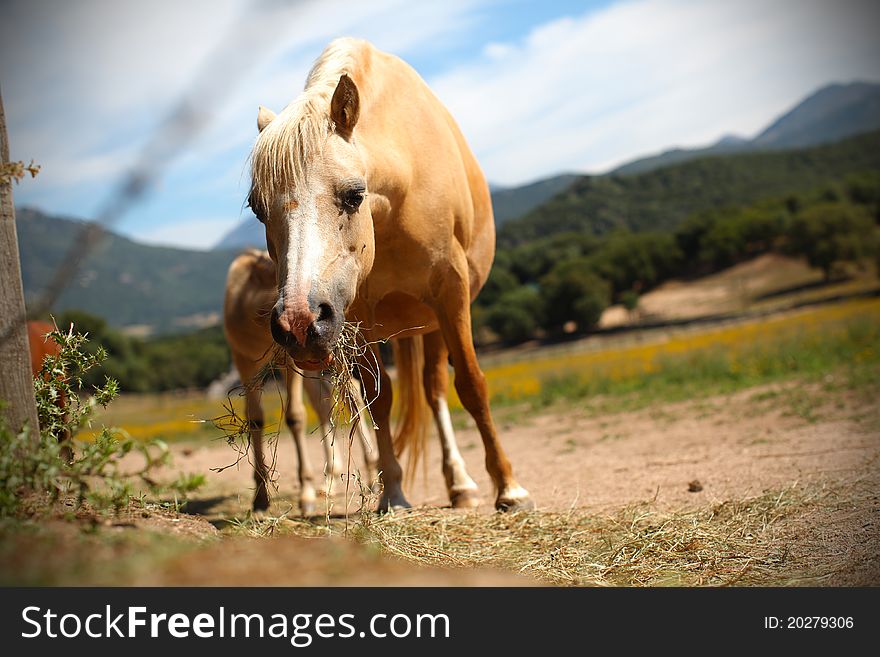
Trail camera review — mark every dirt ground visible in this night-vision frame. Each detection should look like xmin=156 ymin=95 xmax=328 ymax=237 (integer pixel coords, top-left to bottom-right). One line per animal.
xmin=174 ymin=381 xmax=879 ymax=513
xmin=158 ymin=376 xmax=879 ymax=585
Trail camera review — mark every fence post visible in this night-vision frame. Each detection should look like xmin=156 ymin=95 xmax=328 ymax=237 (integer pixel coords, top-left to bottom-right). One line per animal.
xmin=0 ymin=89 xmax=40 ymax=436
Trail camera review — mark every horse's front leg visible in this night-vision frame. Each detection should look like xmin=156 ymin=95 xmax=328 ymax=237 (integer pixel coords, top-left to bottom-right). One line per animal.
xmin=356 ymin=347 xmax=410 ymax=511
xmin=432 ymin=248 xmax=533 ymax=512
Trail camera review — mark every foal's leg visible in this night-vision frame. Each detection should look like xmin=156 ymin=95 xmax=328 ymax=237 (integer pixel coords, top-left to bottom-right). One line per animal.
xmin=423 ymin=330 xmax=479 ymax=508
xmin=434 ymin=249 xmax=533 ymax=511
xmin=285 ymin=367 xmax=317 ymax=516
xmin=303 ymin=373 xmax=341 ymax=494
xmin=57 ymin=390 xmax=74 ymax=463
xmin=357 ymin=347 xmax=409 ymax=510
xmin=233 ymin=354 xmax=270 ymax=512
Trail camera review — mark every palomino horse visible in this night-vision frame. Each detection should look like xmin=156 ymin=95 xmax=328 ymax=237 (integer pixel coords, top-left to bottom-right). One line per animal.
xmin=27 ymin=320 xmax=72 ymax=461
xmin=224 ymin=248 xmax=379 ymax=515
xmin=247 ymin=38 xmax=532 ymax=511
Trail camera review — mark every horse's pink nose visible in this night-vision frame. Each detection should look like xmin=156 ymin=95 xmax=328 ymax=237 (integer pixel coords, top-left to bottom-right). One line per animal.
xmin=270 ymin=297 xmax=342 ymax=365
xmin=275 ymin=305 xmax=314 ymax=346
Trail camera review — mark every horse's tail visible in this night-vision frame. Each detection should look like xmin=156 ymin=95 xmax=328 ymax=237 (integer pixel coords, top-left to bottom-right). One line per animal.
xmin=391 ymin=335 xmax=431 ymax=485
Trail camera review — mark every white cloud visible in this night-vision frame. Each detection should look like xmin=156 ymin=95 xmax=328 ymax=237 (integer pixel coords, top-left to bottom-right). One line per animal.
xmin=428 ymin=0 xmax=880 ymax=184
xmin=1 ymin=0 xmax=493 ymax=196
xmin=4 ymin=0 xmax=878 ymax=240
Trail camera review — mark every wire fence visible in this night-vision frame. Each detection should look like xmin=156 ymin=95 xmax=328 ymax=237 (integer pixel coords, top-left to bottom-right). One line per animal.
xmin=1 ymin=0 xmax=307 ymax=345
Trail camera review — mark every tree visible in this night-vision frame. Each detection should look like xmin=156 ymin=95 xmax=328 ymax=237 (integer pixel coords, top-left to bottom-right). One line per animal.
xmin=787 ymin=202 xmax=878 ymax=280
xmin=485 ymin=287 xmax=543 ymax=344
xmin=0 ymin=90 xmax=39 ymax=435
xmin=844 ymin=171 xmax=880 ymax=220
xmin=620 ymin=289 xmax=641 ymax=322
xmin=586 ymin=231 xmax=681 ymax=298
xmin=540 ymin=259 xmax=611 ymax=333
xmin=477 ymin=266 xmax=519 ymax=308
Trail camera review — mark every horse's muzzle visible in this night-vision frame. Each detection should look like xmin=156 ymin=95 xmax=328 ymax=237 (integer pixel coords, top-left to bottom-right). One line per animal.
xmin=270 ymin=302 xmax=342 ymax=370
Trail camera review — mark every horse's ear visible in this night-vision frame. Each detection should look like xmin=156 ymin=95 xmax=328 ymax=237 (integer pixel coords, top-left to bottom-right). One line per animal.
xmin=251 ymin=251 xmax=277 ymax=287
xmin=330 ymin=74 xmax=359 ymax=139
xmin=257 ymin=105 xmax=276 ymax=132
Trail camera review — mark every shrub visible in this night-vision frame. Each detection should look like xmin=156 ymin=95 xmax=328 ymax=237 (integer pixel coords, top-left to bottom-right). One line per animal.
xmin=786 ymin=202 xmax=878 ymax=279
xmin=0 ymin=324 xmax=203 ymax=518
xmin=485 ymin=287 xmax=543 ymax=344
xmin=540 ymin=260 xmax=611 ymax=333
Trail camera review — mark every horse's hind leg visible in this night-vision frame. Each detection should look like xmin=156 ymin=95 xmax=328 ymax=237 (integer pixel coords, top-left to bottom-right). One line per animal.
xmin=423 ymin=330 xmax=479 ymax=508
xmin=433 ymin=248 xmax=533 ymax=512
xmin=285 ymin=367 xmax=317 ymax=516
xmin=234 ymin=354 xmax=270 ymax=512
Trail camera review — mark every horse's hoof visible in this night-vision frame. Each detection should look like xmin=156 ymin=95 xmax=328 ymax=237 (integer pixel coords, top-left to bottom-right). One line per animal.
xmin=300 ymin=499 xmax=317 ymax=517
xmin=253 ymin=489 xmax=270 ymax=512
xmin=450 ymin=489 xmax=480 ymax=509
xmin=495 ymin=492 xmax=534 ymax=513
xmin=377 ymin=493 xmax=412 ymax=513
xmin=60 ymin=445 xmax=74 ymax=464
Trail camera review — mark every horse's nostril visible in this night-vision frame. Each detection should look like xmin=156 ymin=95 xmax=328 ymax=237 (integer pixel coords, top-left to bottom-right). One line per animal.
xmin=316 ymin=303 xmax=334 ymax=324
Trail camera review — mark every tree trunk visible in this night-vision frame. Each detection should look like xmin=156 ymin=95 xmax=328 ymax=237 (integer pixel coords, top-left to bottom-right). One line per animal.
xmin=0 ymin=89 xmax=39 ymax=436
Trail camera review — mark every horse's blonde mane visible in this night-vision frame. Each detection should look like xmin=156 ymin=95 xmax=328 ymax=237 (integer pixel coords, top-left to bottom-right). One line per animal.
xmin=249 ymin=38 xmax=361 ymax=214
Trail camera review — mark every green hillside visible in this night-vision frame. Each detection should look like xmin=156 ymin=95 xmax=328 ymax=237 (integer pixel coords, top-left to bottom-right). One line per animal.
xmin=490 ymin=173 xmax=580 ymax=225
xmin=499 ymin=131 xmax=880 ymax=247
xmin=16 ymin=131 xmax=880 ymax=337
xmin=17 ymin=208 xmax=238 ymax=333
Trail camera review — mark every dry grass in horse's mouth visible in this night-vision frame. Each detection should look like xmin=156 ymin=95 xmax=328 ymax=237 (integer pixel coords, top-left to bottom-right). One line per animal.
xmin=326 ymin=321 xmax=381 ymax=433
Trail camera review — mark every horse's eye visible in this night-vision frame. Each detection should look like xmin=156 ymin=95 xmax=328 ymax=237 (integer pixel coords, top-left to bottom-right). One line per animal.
xmin=341 ymin=188 xmax=364 ymax=214
xmin=247 ymin=192 xmax=266 ymax=224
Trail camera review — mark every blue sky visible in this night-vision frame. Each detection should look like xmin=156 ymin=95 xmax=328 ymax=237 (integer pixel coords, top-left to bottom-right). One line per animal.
xmin=2 ymin=0 xmax=879 ymax=250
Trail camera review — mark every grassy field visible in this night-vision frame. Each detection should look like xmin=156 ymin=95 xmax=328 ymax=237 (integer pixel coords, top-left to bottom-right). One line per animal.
xmin=471 ymin=297 xmax=880 ymax=412
xmin=85 ymin=296 xmax=880 ymax=445
xmin=83 ymin=381 xmax=311 ymax=444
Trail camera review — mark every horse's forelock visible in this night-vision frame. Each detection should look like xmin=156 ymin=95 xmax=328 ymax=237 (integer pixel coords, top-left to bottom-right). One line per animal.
xmin=249 ymin=38 xmax=361 ymax=213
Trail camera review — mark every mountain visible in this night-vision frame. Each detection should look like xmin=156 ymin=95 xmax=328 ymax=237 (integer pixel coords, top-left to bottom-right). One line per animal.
xmin=612 ymin=81 xmax=880 ymax=176
xmin=21 ymin=81 xmax=878 ymax=331
xmin=212 ymin=173 xmax=581 ymax=250
xmin=499 ymin=130 xmax=880 ymax=247
xmin=213 ymin=82 xmax=880 ymax=249
xmin=17 ymin=132 xmax=879 ymax=334
xmin=17 ymin=208 xmax=238 ymax=334
xmin=611 ymin=135 xmax=752 ymax=176
xmin=753 ymin=82 xmax=880 ymax=148
xmin=490 ymin=173 xmax=580 ymax=225
xmin=213 ymin=214 xmax=264 ymax=251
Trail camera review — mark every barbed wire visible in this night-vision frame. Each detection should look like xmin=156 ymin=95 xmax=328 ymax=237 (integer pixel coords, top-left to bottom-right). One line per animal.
xmin=1 ymin=0 xmax=308 ymax=345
